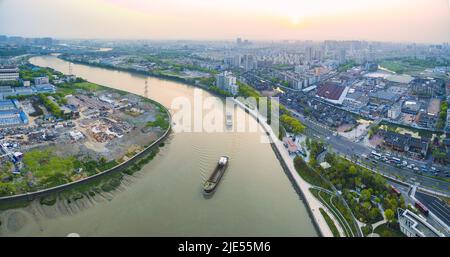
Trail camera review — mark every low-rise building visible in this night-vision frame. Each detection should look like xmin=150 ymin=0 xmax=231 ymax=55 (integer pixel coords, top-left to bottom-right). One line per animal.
xmin=14 ymin=87 xmax=33 ymax=96
xmin=316 ymin=82 xmax=349 ymax=105
xmin=382 ymin=130 xmax=429 ymax=158
xmin=0 ymin=66 xmax=19 ymax=81
xmin=398 ymin=208 xmax=445 ymax=237
xmin=33 ymin=83 xmax=56 ymax=94
xmin=402 ymin=100 xmax=421 ymax=115
xmin=0 ymin=86 xmax=15 ymax=99
xmin=282 ymin=137 xmax=298 ymax=154
xmin=368 ymin=89 xmax=400 ymax=105
xmin=387 ymin=104 xmax=402 ymax=120
xmin=0 ymin=84 xmax=55 ymax=99
xmin=0 ymin=99 xmax=28 ymax=127
xmin=410 ymin=78 xmax=444 ymax=97
xmin=34 ymin=76 xmax=50 ymax=85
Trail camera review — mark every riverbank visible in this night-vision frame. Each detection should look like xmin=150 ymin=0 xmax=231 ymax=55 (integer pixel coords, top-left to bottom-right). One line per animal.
xmin=231 ymin=98 xmax=333 ymax=237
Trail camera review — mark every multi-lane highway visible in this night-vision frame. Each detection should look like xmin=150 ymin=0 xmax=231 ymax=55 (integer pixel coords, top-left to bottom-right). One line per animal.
xmin=415 ymin=191 xmax=450 ymax=229
xmin=288 ymin=109 xmax=450 ymax=196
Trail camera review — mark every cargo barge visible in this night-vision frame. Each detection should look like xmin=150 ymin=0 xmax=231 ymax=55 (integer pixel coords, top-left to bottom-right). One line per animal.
xmin=203 ymin=156 xmax=229 ymax=194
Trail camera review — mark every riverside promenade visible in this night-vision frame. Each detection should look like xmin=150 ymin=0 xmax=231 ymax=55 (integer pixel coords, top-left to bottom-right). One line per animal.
xmin=232 ymin=98 xmax=335 ymax=237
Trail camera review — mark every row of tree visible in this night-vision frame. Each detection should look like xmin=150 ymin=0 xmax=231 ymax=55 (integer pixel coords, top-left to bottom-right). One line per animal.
xmin=320 ymin=152 xmax=405 ymax=226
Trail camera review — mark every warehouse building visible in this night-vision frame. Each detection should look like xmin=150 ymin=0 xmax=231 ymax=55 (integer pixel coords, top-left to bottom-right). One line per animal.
xmin=0 ymin=66 xmax=19 ymax=81
xmin=0 ymin=99 xmax=28 ymax=127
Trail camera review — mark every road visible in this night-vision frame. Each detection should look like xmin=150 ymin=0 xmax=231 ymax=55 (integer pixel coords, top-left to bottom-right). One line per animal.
xmin=288 ymin=109 xmax=450 ymax=195
xmin=415 ymin=191 xmax=450 ymax=228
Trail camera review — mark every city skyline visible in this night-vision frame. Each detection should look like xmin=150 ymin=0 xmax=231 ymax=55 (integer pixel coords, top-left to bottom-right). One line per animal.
xmin=0 ymin=0 xmax=450 ymax=43
xmin=0 ymin=0 xmax=449 ymax=240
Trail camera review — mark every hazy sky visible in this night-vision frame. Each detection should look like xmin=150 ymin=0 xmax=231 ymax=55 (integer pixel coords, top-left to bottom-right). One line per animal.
xmin=0 ymin=0 xmax=449 ymax=43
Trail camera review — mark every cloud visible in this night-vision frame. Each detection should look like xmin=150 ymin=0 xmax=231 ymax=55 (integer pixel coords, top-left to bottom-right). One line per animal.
xmin=0 ymin=0 xmax=449 ymax=42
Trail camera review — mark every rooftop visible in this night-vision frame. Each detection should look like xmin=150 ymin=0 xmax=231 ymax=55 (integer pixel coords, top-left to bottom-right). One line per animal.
xmin=316 ymin=82 xmax=345 ymax=100
xmin=368 ymin=89 xmax=400 ymax=102
xmin=398 ymin=208 xmax=445 ymax=237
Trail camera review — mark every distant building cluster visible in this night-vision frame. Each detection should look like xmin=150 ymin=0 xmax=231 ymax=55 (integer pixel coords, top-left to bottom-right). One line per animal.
xmin=224 ymin=54 xmax=258 ymax=71
xmin=0 ymin=35 xmax=55 ymax=45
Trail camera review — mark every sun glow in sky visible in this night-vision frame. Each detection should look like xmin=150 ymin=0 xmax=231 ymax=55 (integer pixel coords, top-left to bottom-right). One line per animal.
xmin=0 ymin=0 xmax=449 ymax=42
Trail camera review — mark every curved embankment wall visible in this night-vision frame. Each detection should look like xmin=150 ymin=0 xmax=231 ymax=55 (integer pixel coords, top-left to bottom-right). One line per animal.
xmin=232 ymin=99 xmax=323 ymax=237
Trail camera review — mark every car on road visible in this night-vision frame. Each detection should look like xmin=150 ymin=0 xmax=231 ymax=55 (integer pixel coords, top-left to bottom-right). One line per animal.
xmin=431 ymin=167 xmax=440 ymax=173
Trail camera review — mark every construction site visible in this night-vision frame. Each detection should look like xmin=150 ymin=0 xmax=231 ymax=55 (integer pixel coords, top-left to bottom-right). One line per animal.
xmin=0 ymin=82 xmax=169 ymax=195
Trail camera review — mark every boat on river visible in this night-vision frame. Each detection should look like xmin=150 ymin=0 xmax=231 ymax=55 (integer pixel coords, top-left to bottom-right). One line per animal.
xmin=203 ymin=156 xmax=229 ymax=194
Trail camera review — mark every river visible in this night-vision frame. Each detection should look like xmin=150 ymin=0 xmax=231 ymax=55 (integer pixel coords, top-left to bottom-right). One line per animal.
xmin=0 ymin=55 xmax=316 ymax=236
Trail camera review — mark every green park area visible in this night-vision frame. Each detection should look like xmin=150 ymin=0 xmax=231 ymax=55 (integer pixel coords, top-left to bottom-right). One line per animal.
xmin=23 ymin=149 xmax=76 ymax=188
xmin=322 ymin=153 xmax=405 ymax=225
xmin=19 ymin=65 xmax=62 ymax=81
xmin=147 ymin=113 xmax=170 ymax=130
xmin=295 ymin=137 xmax=406 ymax=237
xmin=237 ymin=81 xmax=261 ymax=99
xmin=374 ymin=223 xmax=405 ymax=237
xmin=56 ymin=81 xmax=104 ymax=95
xmin=319 ymin=208 xmax=340 ymax=237
xmin=380 ymin=57 xmax=450 ymax=74
xmin=436 ymin=101 xmax=448 ymax=130
xmin=0 ymin=143 xmax=159 ymax=198
xmin=294 ymin=156 xmax=331 ymax=190
xmin=280 ymin=114 xmax=305 ymax=134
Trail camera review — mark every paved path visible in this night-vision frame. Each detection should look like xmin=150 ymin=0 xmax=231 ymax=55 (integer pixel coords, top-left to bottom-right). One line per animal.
xmin=314 ymin=188 xmax=348 ymax=237
xmin=232 ymin=98 xmax=334 ymax=237
xmin=372 ymin=219 xmax=387 ymax=230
